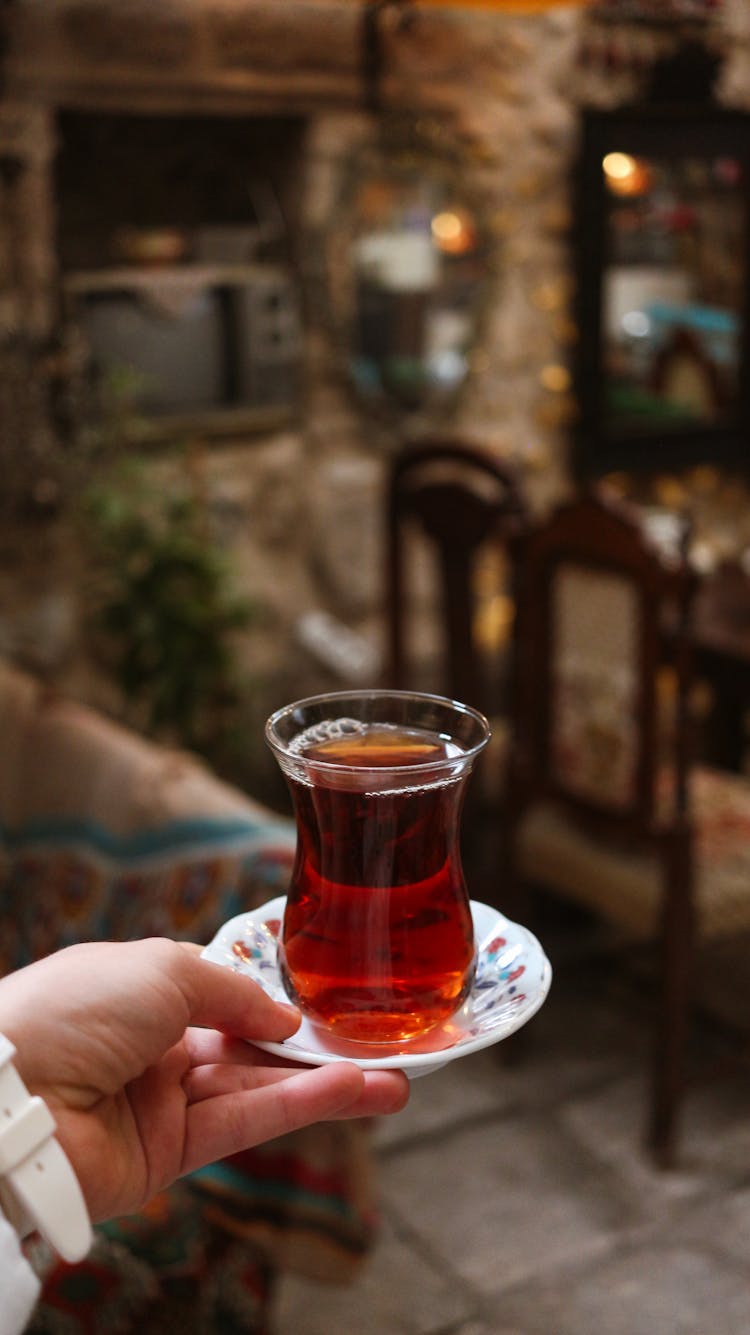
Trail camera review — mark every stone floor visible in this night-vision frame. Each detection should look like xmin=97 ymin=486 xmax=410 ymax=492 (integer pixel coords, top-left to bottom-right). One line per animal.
xmin=272 ymin=910 xmax=750 ymax=1335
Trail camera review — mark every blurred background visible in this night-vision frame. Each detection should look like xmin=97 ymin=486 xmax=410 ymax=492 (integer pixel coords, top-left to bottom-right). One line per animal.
xmin=2 ymin=0 xmax=748 ymax=803
xmin=3 ymin=2 xmax=750 ymax=1332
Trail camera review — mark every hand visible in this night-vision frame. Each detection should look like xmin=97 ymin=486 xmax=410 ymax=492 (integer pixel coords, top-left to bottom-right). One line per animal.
xmin=0 ymin=939 xmax=409 ymax=1223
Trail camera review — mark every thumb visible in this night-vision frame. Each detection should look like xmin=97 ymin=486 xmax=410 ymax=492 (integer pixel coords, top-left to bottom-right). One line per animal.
xmin=170 ymin=942 xmax=301 ymax=1042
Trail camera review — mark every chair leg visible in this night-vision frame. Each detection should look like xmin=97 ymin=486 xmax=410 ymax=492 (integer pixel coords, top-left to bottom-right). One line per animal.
xmin=649 ymin=825 xmax=694 ymax=1167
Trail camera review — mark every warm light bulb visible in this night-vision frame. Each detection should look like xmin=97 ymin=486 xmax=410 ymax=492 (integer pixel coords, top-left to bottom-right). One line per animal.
xmin=602 ymin=152 xmax=652 ymax=198
xmin=431 ymin=208 xmax=476 ymax=255
xmin=432 ymin=211 xmax=463 ymax=242
xmin=602 ymin=152 xmax=638 ymax=183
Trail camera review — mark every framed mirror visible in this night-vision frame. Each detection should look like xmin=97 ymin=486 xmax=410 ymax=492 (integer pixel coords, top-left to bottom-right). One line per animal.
xmin=323 ymin=122 xmax=492 ymax=423
xmin=573 ymin=102 xmax=750 ymax=479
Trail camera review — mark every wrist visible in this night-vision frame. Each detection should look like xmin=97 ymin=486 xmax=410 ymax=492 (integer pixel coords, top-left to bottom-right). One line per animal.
xmin=0 ymin=1033 xmax=92 ymax=1264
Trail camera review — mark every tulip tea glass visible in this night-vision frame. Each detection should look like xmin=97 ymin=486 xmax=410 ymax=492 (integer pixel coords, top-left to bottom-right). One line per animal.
xmin=265 ymin=690 xmax=490 ymax=1045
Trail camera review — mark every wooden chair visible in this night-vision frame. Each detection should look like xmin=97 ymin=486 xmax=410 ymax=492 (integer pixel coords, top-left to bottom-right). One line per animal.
xmin=385 ymin=437 xmax=526 ymax=712
xmin=384 ymin=437 xmax=527 ymax=902
xmin=503 ymin=487 xmax=750 ymax=1164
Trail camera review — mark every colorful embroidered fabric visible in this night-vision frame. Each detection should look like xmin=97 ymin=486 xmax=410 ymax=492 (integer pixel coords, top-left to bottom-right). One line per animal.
xmin=0 ymin=662 xmax=379 ymax=1332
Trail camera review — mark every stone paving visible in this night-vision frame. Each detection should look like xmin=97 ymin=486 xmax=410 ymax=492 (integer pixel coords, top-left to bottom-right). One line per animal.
xmin=273 ymin=916 xmax=750 ymax=1335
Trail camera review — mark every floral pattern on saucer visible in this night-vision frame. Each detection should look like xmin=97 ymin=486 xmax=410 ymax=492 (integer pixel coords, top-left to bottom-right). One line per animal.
xmin=218 ymin=914 xmax=287 ymax=1003
xmin=464 ymin=928 xmax=535 ymax=1038
xmin=203 ymin=897 xmax=552 ymax=1078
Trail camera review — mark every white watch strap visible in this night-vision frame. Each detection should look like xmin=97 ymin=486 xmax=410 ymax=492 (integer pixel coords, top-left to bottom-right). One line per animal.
xmin=0 ymin=1033 xmax=92 ymax=1264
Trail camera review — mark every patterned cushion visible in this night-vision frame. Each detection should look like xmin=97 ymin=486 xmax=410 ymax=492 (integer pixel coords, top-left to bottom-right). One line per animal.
xmin=550 ymin=564 xmax=640 ymax=808
xmin=518 ymin=765 xmax=750 ymax=941
xmin=0 ymin=816 xmax=297 ymax=972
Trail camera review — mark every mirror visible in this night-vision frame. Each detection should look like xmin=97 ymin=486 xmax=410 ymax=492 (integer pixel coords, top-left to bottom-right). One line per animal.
xmin=324 ymin=124 xmax=492 ymax=421
xmin=573 ymin=103 xmax=750 ymax=478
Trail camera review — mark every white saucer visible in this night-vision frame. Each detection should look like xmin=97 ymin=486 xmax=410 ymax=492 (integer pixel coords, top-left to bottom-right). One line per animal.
xmin=202 ymin=896 xmax=552 ymax=1078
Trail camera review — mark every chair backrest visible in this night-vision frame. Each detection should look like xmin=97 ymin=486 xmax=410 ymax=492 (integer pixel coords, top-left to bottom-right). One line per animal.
xmin=385 ymin=438 xmax=526 ymax=712
xmin=507 ymin=488 xmax=697 ymax=836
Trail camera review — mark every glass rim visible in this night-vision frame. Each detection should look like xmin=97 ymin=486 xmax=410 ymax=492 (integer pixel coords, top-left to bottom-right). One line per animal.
xmin=265 ymin=688 xmax=491 ymax=775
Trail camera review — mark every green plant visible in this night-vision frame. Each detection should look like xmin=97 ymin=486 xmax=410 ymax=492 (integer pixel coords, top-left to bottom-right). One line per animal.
xmin=82 ymin=460 xmax=254 ymax=751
